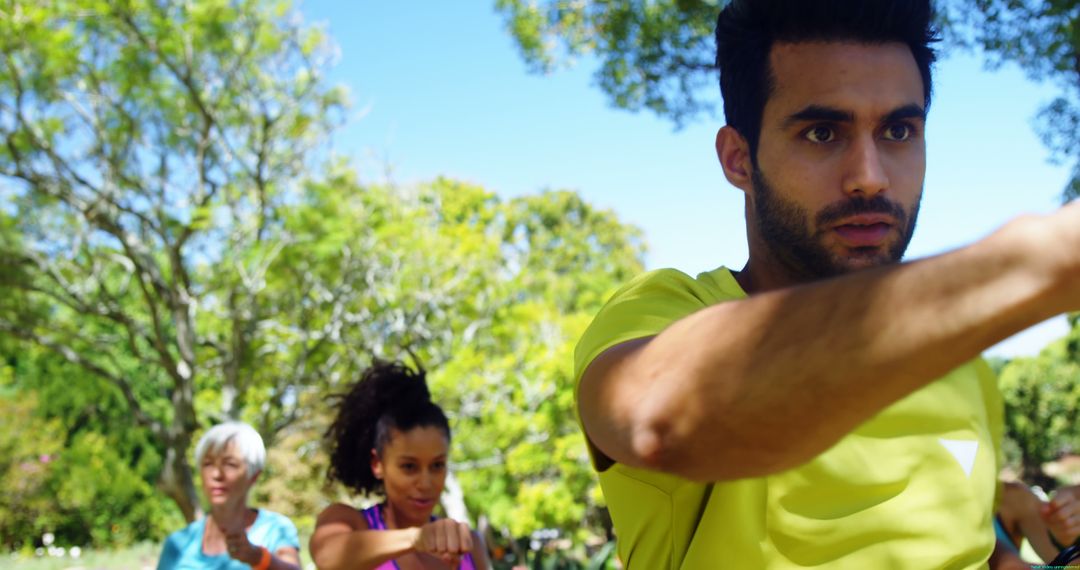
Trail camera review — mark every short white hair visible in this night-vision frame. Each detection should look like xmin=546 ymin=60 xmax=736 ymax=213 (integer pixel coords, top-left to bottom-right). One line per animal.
xmin=194 ymin=421 xmax=266 ymax=477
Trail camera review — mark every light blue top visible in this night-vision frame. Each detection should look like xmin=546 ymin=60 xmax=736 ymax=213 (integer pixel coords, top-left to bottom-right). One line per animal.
xmin=157 ymin=509 xmax=299 ymax=570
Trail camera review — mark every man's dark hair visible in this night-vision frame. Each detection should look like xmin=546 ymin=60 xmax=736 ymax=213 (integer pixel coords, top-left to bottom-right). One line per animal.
xmin=715 ymin=0 xmax=940 ymax=163
xmin=324 ymin=360 xmax=451 ymax=497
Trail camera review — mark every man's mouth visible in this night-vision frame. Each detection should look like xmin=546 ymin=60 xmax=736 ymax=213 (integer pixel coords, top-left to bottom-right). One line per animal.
xmin=831 ymin=216 xmax=894 ymax=247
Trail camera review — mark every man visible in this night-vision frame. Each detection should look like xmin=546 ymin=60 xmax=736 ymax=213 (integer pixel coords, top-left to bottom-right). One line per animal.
xmin=573 ymin=0 xmax=1080 ymax=568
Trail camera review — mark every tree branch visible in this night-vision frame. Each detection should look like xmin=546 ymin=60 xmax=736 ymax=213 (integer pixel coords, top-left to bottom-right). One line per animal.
xmin=0 ymin=320 xmax=163 ymax=439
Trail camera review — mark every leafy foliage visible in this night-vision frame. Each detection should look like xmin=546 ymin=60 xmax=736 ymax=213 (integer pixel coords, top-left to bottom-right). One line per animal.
xmin=495 ymin=0 xmax=1080 ymax=198
xmin=0 ymin=345 xmax=184 ymax=550
xmin=495 ymin=0 xmax=721 ymax=128
xmin=246 ymin=177 xmax=645 ymax=546
xmin=0 ymin=0 xmax=345 ymax=521
xmin=940 ymin=0 xmax=1080 ymax=200
xmin=0 ymin=389 xmax=64 ymax=550
xmin=998 ymin=338 xmax=1080 ymax=486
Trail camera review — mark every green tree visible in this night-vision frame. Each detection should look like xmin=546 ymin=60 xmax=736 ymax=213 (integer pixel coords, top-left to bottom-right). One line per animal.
xmin=0 ymin=0 xmax=346 ymax=521
xmin=495 ymin=0 xmax=1080 ymax=198
xmin=998 ymin=341 xmax=1080 ymax=487
xmin=940 ymin=0 xmax=1079 ymax=200
xmin=0 ymin=339 xmax=185 ymax=549
xmin=428 ymin=184 xmax=645 ymax=543
xmin=241 ymin=178 xmax=645 ymax=551
xmin=496 ymin=0 xmax=719 ymax=128
xmin=0 ymin=0 xmax=650 ymax=547
xmin=0 ymin=389 xmax=64 ymax=550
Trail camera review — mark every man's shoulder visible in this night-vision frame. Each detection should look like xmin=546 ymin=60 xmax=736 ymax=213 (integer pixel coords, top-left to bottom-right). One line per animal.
xmin=614 ymin=266 xmax=741 ymax=301
xmin=573 ymin=265 xmax=742 ymax=382
xmin=592 ymin=265 xmax=743 ymax=322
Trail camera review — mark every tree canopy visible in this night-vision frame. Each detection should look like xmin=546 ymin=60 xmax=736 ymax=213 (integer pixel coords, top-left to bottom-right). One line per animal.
xmin=496 ymin=0 xmax=1080 ymax=199
xmin=0 ymin=0 xmax=647 ymax=553
xmin=0 ymin=0 xmax=349 ymax=522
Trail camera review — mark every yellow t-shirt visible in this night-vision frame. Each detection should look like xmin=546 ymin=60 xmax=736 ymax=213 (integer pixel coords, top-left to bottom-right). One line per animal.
xmin=575 ymin=267 xmax=1004 ymax=569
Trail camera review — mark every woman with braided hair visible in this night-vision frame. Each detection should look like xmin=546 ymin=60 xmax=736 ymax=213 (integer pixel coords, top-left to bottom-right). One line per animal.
xmin=310 ymin=360 xmax=488 ymax=570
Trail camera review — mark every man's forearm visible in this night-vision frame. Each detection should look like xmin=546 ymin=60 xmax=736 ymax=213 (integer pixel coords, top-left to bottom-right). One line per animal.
xmin=585 ymin=211 xmax=1078 ymax=480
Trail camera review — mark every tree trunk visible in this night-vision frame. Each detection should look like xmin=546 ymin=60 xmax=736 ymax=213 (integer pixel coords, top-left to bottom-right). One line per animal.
xmin=160 ymin=441 xmax=203 ymax=522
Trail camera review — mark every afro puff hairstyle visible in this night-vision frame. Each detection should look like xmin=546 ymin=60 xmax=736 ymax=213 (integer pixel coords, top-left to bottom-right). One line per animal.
xmin=324 ymin=360 xmax=451 ymax=497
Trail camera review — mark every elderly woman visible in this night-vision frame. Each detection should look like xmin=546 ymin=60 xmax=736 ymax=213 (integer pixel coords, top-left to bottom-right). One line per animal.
xmin=157 ymin=421 xmax=301 ymax=570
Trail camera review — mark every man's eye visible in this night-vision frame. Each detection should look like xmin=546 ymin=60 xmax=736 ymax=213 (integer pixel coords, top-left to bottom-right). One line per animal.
xmin=884 ymin=123 xmax=912 ymax=141
xmin=805 ymin=126 xmax=835 ymax=143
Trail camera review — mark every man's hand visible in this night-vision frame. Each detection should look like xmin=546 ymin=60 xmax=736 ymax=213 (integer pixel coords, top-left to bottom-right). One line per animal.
xmin=412 ymin=519 xmax=473 ymax=567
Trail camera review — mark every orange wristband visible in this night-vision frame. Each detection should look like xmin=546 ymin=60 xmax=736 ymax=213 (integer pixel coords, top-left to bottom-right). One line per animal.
xmin=253 ymin=546 xmax=271 ymax=570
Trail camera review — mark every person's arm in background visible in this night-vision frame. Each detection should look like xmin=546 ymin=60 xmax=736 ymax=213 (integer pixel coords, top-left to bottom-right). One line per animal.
xmin=580 ymin=202 xmax=1080 ymax=481
xmin=989 ymin=541 xmax=1033 ymax=570
xmin=1042 ymin=485 xmax=1080 ymax=552
xmin=221 ymin=516 xmax=300 ymax=570
xmin=997 ymin=481 xmax=1057 ymax=563
xmin=310 ymin=503 xmax=473 ymax=570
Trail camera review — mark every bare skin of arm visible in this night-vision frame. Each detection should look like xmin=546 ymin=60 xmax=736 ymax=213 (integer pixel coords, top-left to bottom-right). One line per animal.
xmin=988 ymin=540 xmax=1033 ymax=570
xmin=999 ymin=482 xmax=1058 ymax=562
xmin=310 ymin=503 xmax=473 ymax=570
xmin=580 ymin=202 xmax=1080 ymax=481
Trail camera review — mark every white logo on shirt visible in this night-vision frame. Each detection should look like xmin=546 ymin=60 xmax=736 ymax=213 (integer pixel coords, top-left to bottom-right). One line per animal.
xmin=938 ymin=439 xmax=979 ymax=478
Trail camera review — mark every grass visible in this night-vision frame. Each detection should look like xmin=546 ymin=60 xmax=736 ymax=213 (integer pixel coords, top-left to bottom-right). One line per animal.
xmin=5 ymin=542 xmax=159 ymax=570
xmin=6 ymin=537 xmax=318 ymax=570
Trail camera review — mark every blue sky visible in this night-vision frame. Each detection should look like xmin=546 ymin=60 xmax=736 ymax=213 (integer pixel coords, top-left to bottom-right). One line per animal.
xmin=300 ymin=1 xmax=1073 ymax=358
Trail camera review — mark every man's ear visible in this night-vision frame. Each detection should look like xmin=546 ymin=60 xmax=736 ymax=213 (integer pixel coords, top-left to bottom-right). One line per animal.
xmin=370 ymin=449 xmax=383 ymax=480
xmin=716 ymin=126 xmax=754 ymax=192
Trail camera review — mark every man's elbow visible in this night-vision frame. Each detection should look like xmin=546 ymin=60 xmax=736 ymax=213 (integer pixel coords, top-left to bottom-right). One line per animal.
xmin=625 ymin=411 xmax=721 ymax=479
xmin=626 ymin=408 xmax=797 ymax=481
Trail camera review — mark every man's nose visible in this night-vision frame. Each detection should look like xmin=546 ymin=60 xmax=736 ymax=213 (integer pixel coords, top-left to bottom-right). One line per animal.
xmin=842 ymin=134 xmax=890 ymax=197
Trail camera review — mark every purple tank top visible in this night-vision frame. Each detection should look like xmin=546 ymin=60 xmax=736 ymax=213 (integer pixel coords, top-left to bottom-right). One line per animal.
xmin=360 ymin=504 xmax=477 ymax=570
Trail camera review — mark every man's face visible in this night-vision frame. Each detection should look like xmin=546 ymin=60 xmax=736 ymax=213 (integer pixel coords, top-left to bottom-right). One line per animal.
xmin=750 ymin=41 xmax=927 ymax=280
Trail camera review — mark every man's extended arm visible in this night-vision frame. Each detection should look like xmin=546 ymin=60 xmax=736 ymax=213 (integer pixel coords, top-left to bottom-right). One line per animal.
xmin=579 ymin=203 xmax=1080 ymax=481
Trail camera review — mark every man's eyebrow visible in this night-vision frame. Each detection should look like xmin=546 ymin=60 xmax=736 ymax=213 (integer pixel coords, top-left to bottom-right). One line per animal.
xmin=782 ymin=104 xmax=927 ymax=129
xmin=882 ymin=104 xmax=926 ymax=123
xmin=783 ymin=105 xmax=854 ymax=128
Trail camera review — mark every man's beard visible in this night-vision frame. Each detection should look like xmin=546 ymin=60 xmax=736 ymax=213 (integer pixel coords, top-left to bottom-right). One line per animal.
xmin=751 ymin=168 xmax=920 ymax=280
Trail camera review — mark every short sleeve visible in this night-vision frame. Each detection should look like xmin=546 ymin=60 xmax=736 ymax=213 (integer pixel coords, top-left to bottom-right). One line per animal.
xmin=271 ymin=513 xmax=301 ymax=552
xmin=156 ymin=533 xmax=181 ymax=570
xmin=573 ymin=268 xmax=715 ymax=385
xmin=573 ymin=267 xmax=744 ymax=469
